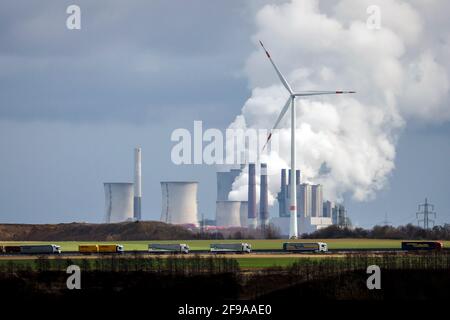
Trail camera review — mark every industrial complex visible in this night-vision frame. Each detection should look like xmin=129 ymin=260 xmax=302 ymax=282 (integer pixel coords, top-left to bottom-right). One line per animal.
xmin=213 ymin=164 xmax=347 ymax=236
xmin=98 ymin=41 xmax=354 ymax=238
xmin=101 ymin=41 xmax=352 ymax=238
xmin=102 ymin=147 xmax=347 ymax=238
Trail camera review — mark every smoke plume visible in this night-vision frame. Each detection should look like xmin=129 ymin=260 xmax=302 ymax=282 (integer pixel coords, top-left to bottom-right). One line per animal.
xmin=228 ymin=0 xmax=450 ymax=204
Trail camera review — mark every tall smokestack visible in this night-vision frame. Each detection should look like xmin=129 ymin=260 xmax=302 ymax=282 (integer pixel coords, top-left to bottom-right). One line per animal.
xmin=134 ymin=147 xmax=142 ymax=220
xmin=288 ymin=169 xmax=301 ymax=186
xmin=247 ymin=163 xmax=257 ymax=228
xmin=279 ymin=169 xmax=287 ymax=217
xmin=288 ymin=169 xmax=292 ymax=187
xmin=281 ymin=169 xmax=287 ymax=187
xmin=259 ymin=163 xmax=269 ymax=228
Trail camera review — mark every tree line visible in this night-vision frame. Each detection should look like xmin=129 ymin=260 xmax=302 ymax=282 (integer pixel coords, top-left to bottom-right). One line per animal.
xmin=303 ymin=223 xmax=450 ymax=240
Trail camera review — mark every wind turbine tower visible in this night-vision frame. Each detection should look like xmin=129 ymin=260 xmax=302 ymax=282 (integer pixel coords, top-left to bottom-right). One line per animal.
xmin=259 ymin=41 xmax=355 ymax=238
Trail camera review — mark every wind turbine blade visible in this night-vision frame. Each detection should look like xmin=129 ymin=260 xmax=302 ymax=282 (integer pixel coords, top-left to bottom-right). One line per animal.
xmin=294 ymin=90 xmax=355 ymax=97
xmin=259 ymin=41 xmax=293 ymax=95
xmin=262 ymin=97 xmax=291 ymax=151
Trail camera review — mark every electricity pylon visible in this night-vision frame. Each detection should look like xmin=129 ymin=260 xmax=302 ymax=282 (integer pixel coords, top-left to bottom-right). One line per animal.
xmin=416 ymin=198 xmax=436 ymax=229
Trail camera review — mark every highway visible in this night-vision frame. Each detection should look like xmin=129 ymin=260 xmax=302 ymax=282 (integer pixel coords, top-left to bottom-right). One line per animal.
xmin=1 ymin=247 xmax=449 ymax=258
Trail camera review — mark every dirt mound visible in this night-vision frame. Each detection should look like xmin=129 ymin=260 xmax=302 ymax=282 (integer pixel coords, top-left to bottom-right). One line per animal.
xmin=0 ymin=221 xmax=193 ymax=241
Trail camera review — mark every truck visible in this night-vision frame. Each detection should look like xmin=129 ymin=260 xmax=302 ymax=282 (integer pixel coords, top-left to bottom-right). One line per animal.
xmin=4 ymin=246 xmax=21 ymax=254
xmin=79 ymin=245 xmax=99 ymax=254
xmin=20 ymin=245 xmax=61 ymax=254
xmin=401 ymin=241 xmax=443 ymax=251
xmin=283 ymin=242 xmax=328 ymax=253
xmin=148 ymin=243 xmax=190 ymax=254
xmin=98 ymin=244 xmax=124 ymax=254
xmin=210 ymin=243 xmax=252 ymax=254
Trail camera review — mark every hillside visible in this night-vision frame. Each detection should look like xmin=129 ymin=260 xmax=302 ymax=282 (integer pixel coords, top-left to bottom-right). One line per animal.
xmin=0 ymin=221 xmax=194 ymax=241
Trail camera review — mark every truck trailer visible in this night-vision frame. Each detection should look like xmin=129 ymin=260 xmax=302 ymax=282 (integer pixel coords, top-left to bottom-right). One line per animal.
xmin=20 ymin=244 xmax=61 ymax=254
xmin=98 ymin=244 xmax=124 ymax=254
xmin=283 ymin=242 xmax=328 ymax=253
xmin=401 ymin=241 xmax=443 ymax=251
xmin=148 ymin=243 xmax=190 ymax=254
xmin=79 ymin=245 xmax=99 ymax=254
xmin=3 ymin=246 xmax=21 ymax=254
xmin=210 ymin=243 xmax=252 ymax=253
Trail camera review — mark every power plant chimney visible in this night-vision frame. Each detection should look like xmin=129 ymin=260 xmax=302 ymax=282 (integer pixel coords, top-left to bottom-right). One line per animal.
xmin=134 ymin=147 xmax=142 ymax=220
xmin=288 ymin=169 xmax=301 ymax=186
xmin=278 ymin=169 xmax=287 ymax=217
xmin=281 ymin=169 xmax=287 ymax=187
xmin=247 ymin=163 xmax=257 ymax=228
xmin=259 ymin=163 xmax=269 ymax=228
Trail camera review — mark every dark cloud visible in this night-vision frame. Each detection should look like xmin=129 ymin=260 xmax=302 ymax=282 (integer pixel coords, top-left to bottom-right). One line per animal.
xmin=0 ymin=0 xmax=255 ymax=124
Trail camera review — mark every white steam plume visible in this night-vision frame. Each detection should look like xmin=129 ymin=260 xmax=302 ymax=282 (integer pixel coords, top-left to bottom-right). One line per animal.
xmin=228 ymin=0 xmax=450 ymax=205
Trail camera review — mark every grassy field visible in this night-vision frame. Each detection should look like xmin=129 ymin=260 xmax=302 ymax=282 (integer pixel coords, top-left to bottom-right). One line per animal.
xmin=1 ymin=239 xmax=449 ymax=251
xmin=0 ymin=257 xmax=310 ymax=269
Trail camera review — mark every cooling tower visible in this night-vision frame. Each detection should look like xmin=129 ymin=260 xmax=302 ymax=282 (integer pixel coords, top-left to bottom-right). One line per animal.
xmin=216 ymin=167 xmax=242 ymax=201
xmin=216 ymin=201 xmax=241 ymax=228
xmin=259 ymin=163 xmax=269 ymax=228
xmin=104 ymin=183 xmax=134 ymax=223
xmin=247 ymin=163 xmax=257 ymax=228
xmin=134 ymin=147 xmax=142 ymax=221
xmin=160 ymin=181 xmax=198 ymax=226
xmin=239 ymin=201 xmax=248 ymax=228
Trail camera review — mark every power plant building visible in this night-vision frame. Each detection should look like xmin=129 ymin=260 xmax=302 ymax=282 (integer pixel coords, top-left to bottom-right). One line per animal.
xmin=134 ymin=147 xmax=142 ymax=220
xmin=323 ymin=200 xmax=333 ymax=218
xmin=259 ymin=163 xmax=269 ymax=228
xmin=298 ymin=183 xmax=312 ymax=217
xmin=272 ymin=169 xmax=332 ymax=237
xmin=216 ymin=201 xmax=241 ymax=228
xmin=311 ymin=184 xmax=323 ymax=217
xmin=247 ymin=163 xmax=257 ymax=228
xmin=239 ymin=201 xmax=248 ymax=228
xmin=215 ymin=163 xmax=270 ymax=229
xmin=216 ymin=166 xmax=243 ymax=201
xmin=104 ymin=182 xmax=134 ymax=223
xmin=160 ymin=181 xmax=199 ymax=226
xmin=278 ymin=169 xmax=288 ymax=217
xmin=277 ymin=169 xmax=301 ymax=217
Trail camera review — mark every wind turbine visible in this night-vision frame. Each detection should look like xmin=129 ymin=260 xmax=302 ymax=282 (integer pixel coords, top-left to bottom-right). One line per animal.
xmin=259 ymin=41 xmax=355 ymax=239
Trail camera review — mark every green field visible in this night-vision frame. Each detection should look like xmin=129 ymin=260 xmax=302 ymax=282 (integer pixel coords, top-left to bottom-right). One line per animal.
xmin=1 ymin=239 xmax=449 ymax=251
xmin=0 ymin=257 xmax=311 ymax=269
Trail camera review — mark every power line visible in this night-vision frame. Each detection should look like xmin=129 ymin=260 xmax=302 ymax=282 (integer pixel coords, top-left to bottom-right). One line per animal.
xmin=416 ymin=198 xmax=436 ymax=229
xmin=379 ymin=212 xmax=392 ymax=226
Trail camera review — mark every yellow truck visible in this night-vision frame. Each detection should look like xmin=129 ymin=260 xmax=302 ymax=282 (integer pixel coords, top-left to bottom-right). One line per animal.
xmin=78 ymin=244 xmax=124 ymax=254
xmin=98 ymin=244 xmax=124 ymax=254
xmin=78 ymin=245 xmax=99 ymax=254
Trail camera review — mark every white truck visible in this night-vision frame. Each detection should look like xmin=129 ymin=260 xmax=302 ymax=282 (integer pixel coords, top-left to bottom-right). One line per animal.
xmin=148 ymin=243 xmax=190 ymax=254
xmin=210 ymin=243 xmax=252 ymax=254
xmin=283 ymin=242 xmax=328 ymax=253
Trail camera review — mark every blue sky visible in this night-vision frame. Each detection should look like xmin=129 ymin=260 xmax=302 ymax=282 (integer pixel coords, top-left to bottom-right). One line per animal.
xmin=0 ymin=0 xmax=449 ymax=227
